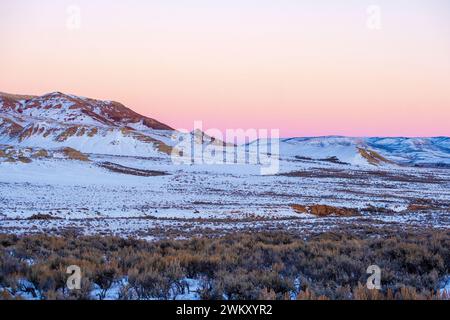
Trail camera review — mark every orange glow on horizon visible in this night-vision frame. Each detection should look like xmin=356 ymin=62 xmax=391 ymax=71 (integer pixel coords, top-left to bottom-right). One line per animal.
xmin=1 ymin=0 xmax=449 ymax=137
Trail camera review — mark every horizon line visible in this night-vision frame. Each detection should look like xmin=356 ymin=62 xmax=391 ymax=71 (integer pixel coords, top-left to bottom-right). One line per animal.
xmin=1 ymin=90 xmax=449 ymax=139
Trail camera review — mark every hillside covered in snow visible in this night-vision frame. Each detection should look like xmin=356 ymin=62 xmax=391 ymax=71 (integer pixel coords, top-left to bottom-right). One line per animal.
xmin=0 ymin=90 xmax=449 ymax=242
xmin=1 ymin=91 xmax=449 ymax=168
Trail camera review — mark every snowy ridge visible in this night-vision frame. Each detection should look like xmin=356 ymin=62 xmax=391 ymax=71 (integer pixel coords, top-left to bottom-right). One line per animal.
xmin=1 ymin=91 xmax=173 ymax=130
xmin=0 ymin=92 xmax=450 ymax=241
xmin=1 ymin=91 xmax=450 ymax=166
xmin=252 ymin=136 xmax=450 ymax=167
xmin=0 ymin=91 xmax=176 ymax=157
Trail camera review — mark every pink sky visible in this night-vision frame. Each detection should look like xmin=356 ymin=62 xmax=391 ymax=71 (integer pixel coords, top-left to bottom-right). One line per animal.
xmin=1 ymin=0 xmax=449 ymax=137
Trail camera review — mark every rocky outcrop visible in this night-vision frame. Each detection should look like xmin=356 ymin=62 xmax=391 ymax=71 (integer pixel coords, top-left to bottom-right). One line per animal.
xmin=0 ymin=145 xmax=91 ymax=163
xmin=291 ymin=204 xmax=360 ymax=217
xmin=406 ymin=198 xmax=448 ymax=211
xmin=61 ymin=147 xmax=89 ymax=161
xmin=0 ymin=116 xmax=23 ymax=137
xmin=358 ymin=148 xmax=393 ymax=166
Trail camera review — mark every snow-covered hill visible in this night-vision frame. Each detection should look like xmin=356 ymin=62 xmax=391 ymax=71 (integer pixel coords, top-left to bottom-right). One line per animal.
xmin=0 ymin=91 xmax=172 ymax=129
xmin=1 ymin=91 xmax=449 ymax=167
xmin=0 ymin=92 xmax=177 ymax=157
xmin=1 ymin=91 xmax=449 ymax=241
xmin=251 ymin=136 xmax=450 ymax=167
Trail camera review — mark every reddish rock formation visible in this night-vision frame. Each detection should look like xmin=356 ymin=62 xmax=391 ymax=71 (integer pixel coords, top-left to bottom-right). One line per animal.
xmin=291 ymin=204 xmax=360 ymax=217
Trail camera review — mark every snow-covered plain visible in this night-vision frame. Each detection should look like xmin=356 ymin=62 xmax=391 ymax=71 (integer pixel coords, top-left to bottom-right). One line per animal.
xmin=1 ymin=92 xmax=449 ymax=239
xmin=1 ymin=150 xmax=449 ymax=240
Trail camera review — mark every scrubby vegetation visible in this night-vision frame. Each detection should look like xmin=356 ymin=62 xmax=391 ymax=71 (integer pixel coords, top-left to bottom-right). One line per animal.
xmin=0 ymin=230 xmax=448 ymax=300
xmin=61 ymin=147 xmax=89 ymax=161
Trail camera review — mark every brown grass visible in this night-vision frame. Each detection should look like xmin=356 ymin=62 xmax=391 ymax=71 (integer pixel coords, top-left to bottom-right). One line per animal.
xmin=56 ymin=127 xmax=79 ymax=142
xmin=87 ymin=128 xmax=98 ymax=137
xmin=32 ymin=149 xmax=49 ymax=158
xmin=62 ymin=147 xmax=89 ymax=161
xmin=0 ymin=230 xmax=448 ymax=300
xmin=19 ymin=127 xmax=34 ymax=142
xmin=0 ymin=118 xmax=23 ymax=137
xmin=43 ymin=129 xmax=55 ymax=138
xmin=358 ymin=148 xmax=393 ymax=166
xmin=76 ymin=127 xmax=86 ymax=136
xmin=17 ymin=156 xmax=32 ymax=163
xmin=121 ymin=129 xmax=174 ymax=155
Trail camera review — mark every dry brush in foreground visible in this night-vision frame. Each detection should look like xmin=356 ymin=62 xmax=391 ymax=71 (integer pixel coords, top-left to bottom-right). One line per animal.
xmin=0 ymin=229 xmax=448 ymax=300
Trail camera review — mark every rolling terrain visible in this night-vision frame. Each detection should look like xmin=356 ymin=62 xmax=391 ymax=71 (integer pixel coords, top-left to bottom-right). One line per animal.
xmin=0 ymin=91 xmax=449 ymax=239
